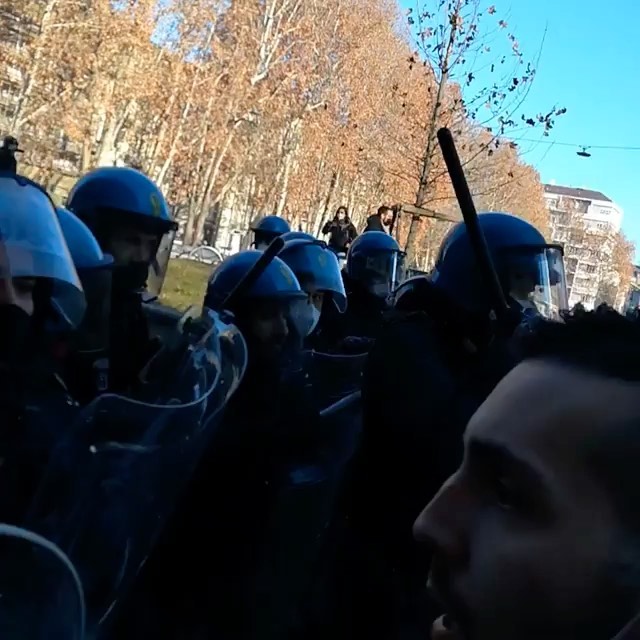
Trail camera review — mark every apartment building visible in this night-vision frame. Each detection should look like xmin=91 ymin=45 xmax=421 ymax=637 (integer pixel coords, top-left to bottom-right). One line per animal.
xmin=543 ymin=184 xmax=623 ymax=310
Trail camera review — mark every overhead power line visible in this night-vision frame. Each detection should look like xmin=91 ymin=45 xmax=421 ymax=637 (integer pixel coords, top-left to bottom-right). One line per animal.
xmin=517 ymin=138 xmax=640 ymax=152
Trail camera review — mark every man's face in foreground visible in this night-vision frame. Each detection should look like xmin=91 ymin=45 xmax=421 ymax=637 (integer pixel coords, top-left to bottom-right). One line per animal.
xmin=414 ymin=360 xmax=640 ymax=640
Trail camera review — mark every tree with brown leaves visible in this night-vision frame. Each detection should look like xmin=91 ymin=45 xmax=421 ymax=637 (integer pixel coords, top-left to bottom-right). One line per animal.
xmin=402 ymin=0 xmax=566 ymax=262
xmin=1 ymin=0 xmax=560 ymax=262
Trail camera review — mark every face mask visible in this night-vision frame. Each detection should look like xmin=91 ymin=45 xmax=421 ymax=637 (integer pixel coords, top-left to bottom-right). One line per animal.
xmin=112 ymin=262 xmax=149 ymax=293
xmin=370 ymin=282 xmax=390 ymax=299
xmin=297 ymin=305 xmax=321 ymax=337
xmin=307 ymin=306 xmax=321 ymax=335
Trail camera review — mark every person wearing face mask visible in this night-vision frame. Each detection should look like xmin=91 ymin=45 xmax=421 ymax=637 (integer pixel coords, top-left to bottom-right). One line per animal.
xmin=277 ymin=232 xmax=348 ymax=349
xmin=0 ymin=173 xmax=86 ymax=523
xmin=363 ymin=205 xmax=395 ymax=234
xmin=319 ymin=231 xmax=405 ymax=349
xmin=250 ymin=214 xmax=291 ymax=251
xmin=322 ymin=206 xmax=358 ymax=255
xmin=66 ymin=166 xmax=178 ymax=394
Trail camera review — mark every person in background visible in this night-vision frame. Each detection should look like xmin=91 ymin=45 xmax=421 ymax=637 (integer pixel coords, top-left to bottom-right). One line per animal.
xmin=415 ymin=308 xmax=640 ymax=640
xmin=322 ymin=206 xmax=358 ymax=254
xmin=363 ymin=205 xmax=394 ymax=233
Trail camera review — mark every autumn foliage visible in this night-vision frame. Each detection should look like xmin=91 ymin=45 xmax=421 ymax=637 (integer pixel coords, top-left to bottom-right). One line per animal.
xmin=2 ymin=0 xmax=560 ymax=264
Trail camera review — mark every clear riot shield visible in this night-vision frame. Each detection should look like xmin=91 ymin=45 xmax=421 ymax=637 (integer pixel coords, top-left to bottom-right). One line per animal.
xmin=0 ymin=524 xmax=85 ymax=640
xmin=26 ymin=310 xmax=247 ymax=633
xmin=304 ymin=349 xmax=368 ymax=410
xmin=251 ymin=390 xmax=363 ymax=639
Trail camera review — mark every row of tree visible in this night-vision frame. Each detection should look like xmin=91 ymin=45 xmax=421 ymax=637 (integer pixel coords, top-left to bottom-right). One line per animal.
xmin=0 ymin=0 xmax=634 ymax=293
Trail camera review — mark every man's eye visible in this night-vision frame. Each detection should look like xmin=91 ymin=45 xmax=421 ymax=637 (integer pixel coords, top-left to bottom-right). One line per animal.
xmin=492 ymin=475 xmax=524 ymax=511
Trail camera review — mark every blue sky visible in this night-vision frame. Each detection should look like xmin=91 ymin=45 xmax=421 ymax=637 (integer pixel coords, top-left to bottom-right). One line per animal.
xmin=398 ymin=0 xmax=640 ymax=253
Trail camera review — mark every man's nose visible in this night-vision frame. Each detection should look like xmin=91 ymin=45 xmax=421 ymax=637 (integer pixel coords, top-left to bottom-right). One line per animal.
xmin=275 ymin=312 xmax=289 ymax=338
xmin=413 ymin=472 xmax=469 ymax=563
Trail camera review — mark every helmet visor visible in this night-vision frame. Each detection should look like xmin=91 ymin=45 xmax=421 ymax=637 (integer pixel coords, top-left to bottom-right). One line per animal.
xmin=498 ymin=245 xmax=568 ymax=320
xmin=243 ymin=295 xmax=312 ymax=353
xmin=0 ymin=177 xmax=85 ymax=327
xmin=351 ymin=250 xmax=407 ymax=298
xmin=280 ymin=240 xmax=347 ymax=312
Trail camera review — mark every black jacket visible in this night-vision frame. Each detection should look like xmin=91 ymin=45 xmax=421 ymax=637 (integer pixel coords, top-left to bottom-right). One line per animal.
xmin=314 ymin=271 xmax=388 ymax=351
xmin=322 ymin=219 xmax=358 ymax=252
xmin=309 ymin=283 xmax=519 ymax=639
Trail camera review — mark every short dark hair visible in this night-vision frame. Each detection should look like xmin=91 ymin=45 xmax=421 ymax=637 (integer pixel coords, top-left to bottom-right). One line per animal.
xmin=522 ymin=308 xmax=640 ymax=535
xmin=378 ymin=205 xmax=392 ymax=216
xmin=521 ymin=306 xmax=640 ymax=382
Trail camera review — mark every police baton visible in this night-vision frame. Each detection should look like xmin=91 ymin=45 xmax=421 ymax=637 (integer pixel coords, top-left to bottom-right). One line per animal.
xmin=219 ymin=235 xmax=285 ymax=312
xmin=436 ymin=127 xmax=510 ymax=323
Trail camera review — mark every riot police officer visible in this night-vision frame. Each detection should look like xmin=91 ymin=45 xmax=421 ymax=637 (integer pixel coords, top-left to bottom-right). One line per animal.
xmin=66 ymin=166 xmax=178 ymax=394
xmin=54 ymin=207 xmax=114 ymax=403
xmin=115 ymin=250 xmax=321 ymax=639
xmin=251 ymin=214 xmax=291 ymax=250
xmin=0 ymin=173 xmax=86 ymax=522
xmin=321 ymin=230 xmax=406 ymax=346
xmin=316 ymin=212 xmax=568 ymax=640
xmin=277 ymin=234 xmax=347 ymax=345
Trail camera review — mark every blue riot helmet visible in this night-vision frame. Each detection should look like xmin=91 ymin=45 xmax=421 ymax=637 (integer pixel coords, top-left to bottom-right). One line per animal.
xmin=251 ymin=215 xmax=291 ymax=250
xmin=0 ymin=173 xmax=85 ymax=327
xmin=279 ymin=230 xmax=315 ymax=243
xmin=205 ymin=250 xmax=310 ymax=358
xmin=67 ymin=166 xmax=178 ymax=292
xmin=431 ymin=212 xmax=568 ymax=319
xmin=0 ymin=174 xmax=85 ymax=361
xmin=346 ymin=231 xmax=406 ymax=300
xmin=56 ymin=207 xmax=113 ymax=272
xmin=279 ymin=238 xmax=347 ymax=337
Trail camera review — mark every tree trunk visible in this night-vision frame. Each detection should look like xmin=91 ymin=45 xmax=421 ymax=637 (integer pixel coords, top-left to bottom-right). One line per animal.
xmin=190 ymin=125 xmax=239 ymax=244
xmin=154 ymin=22 xmax=219 ymax=186
xmin=274 ymin=117 xmax=302 ymax=217
xmin=404 ymin=0 xmax=461 ymax=264
xmin=10 ymin=0 xmax=58 ymax=131
xmin=315 ymin=170 xmax=338 ymax=236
